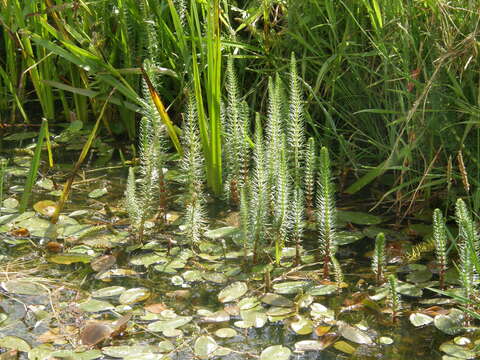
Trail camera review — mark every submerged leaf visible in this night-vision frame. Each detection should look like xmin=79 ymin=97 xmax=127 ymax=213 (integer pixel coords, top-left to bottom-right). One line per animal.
xmin=0 ymin=336 xmax=31 ymax=352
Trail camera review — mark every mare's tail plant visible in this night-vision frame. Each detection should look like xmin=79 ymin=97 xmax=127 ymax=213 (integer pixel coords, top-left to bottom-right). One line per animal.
xmin=372 ymin=232 xmax=386 ymax=284
xmin=273 ymin=139 xmax=290 ymax=265
xmin=304 ymin=137 xmax=316 ymax=221
xmin=250 ymin=115 xmax=269 ymax=264
xmin=224 ymin=56 xmax=250 ymax=204
xmin=287 ymin=53 xmax=305 ymax=190
xmin=291 ymin=188 xmax=305 ymax=266
xmin=331 ymin=255 xmax=344 ymax=291
xmin=181 ymin=94 xmax=207 ymax=246
xmin=388 ymin=274 xmax=401 ymax=322
xmin=455 ymin=199 xmax=478 ymax=303
xmin=125 ymin=115 xmax=164 ymax=241
xmin=432 ymin=209 xmax=448 ymax=289
xmin=266 ymin=75 xmax=284 ymax=214
xmin=317 ymin=146 xmax=336 ymax=279
xmin=240 ymin=186 xmax=250 ymax=264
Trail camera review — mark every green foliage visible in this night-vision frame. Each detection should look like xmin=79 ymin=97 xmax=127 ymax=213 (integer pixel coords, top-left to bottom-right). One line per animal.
xmin=387 ymin=274 xmax=401 ymax=320
xmin=250 ymin=115 xmax=269 ymax=263
xmin=273 ymin=140 xmax=290 ymax=265
xmin=455 ymin=199 xmax=478 ymax=300
xmin=287 ymin=53 xmax=305 ymax=189
xmin=223 ymin=56 xmax=250 ymax=204
xmin=331 ymin=255 xmax=343 ymax=290
xmin=316 ymin=147 xmax=336 ymax=279
xmin=433 ymin=209 xmax=448 ymax=289
xmin=181 ymin=94 xmax=207 ymax=245
xmin=291 ymin=187 xmax=305 ymax=266
xmin=304 ymin=137 xmax=316 ymax=221
xmin=372 ymin=232 xmax=386 ymax=284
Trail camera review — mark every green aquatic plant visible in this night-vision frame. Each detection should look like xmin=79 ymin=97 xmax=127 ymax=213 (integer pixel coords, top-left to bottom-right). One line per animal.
xmin=317 ymin=146 xmax=336 ymax=279
xmin=240 ymin=186 xmax=250 ymax=264
xmin=372 ymin=232 xmax=386 ymax=284
xmin=0 ymin=159 xmax=7 ymax=215
xmin=304 ymin=137 xmax=316 ymax=221
xmin=331 ymin=255 xmax=344 ymax=290
xmin=181 ymin=94 xmax=207 ymax=245
xmin=273 ymin=139 xmax=290 ymax=265
xmin=250 ymin=115 xmax=269 ymax=264
xmin=388 ymin=274 xmax=401 ymax=322
xmin=125 ymin=115 xmax=164 ymax=241
xmin=224 ymin=56 xmax=250 ymax=204
xmin=432 ymin=209 xmax=448 ymax=289
xmin=266 ymin=75 xmax=285 ymax=214
xmin=287 ymin=53 xmax=305 ymax=190
xmin=291 ymin=188 xmax=305 ymax=266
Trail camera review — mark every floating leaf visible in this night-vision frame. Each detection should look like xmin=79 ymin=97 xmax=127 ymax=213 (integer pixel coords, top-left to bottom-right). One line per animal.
xmin=92 ymin=286 xmax=125 ymax=298
xmin=290 ymin=316 xmax=314 ymax=335
xmin=338 ymin=323 xmax=373 ymax=345
xmin=33 ymin=200 xmax=57 ymax=217
xmin=294 ymin=340 xmax=324 ymax=352
xmin=50 ymin=350 xmax=102 ymax=360
xmin=80 ymin=322 xmax=112 ymax=346
xmin=194 ymin=336 xmax=218 ymax=359
xmin=28 ymin=344 xmax=54 ymax=360
xmin=0 ymin=336 xmax=31 ymax=352
xmin=337 ymin=210 xmax=382 ymax=225
xmin=439 ymin=343 xmax=476 ymax=359
xmin=406 ymin=269 xmax=432 ymax=283
xmin=147 ymin=316 xmax=192 ymax=332
xmin=2 ymin=280 xmax=46 ymax=295
xmin=259 ymin=345 xmax=291 ymax=360
xmin=79 ymin=299 xmax=114 ymax=312
xmin=261 ymin=293 xmax=293 ymax=307
xmin=272 ymin=281 xmax=308 ymax=295
xmin=48 ymin=253 xmax=92 ymax=264
xmin=218 ymin=281 xmax=247 ymax=303
xmin=203 ymin=226 xmax=239 ymax=239
xmin=434 ymin=309 xmax=464 ymax=335
xmin=306 ymin=284 xmax=337 ymax=296
xmin=333 ymin=341 xmax=356 ymax=354
xmin=101 ymin=346 xmax=160 ymax=358
xmin=119 ymin=288 xmax=151 ymax=305
xmin=379 ymin=337 xmax=394 ymax=345
xmin=201 ymin=272 xmax=227 ymax=284
xmin=409 ymin=313 xmax=433 ymax=327
xmin=214 ymin=328 xmax=237 ymax=338
xmin=397 ymin=282 xmax=423 ymax=297
xmin=201 ymin=310 xmax=230 ymax=323
xmin=334 ymin=231 xmax=364 ymax=245
xmin=88 ymin=188 xmax=108 ymax=199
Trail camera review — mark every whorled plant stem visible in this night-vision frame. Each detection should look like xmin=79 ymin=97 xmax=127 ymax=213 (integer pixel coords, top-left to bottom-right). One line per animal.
xmin=274 ymin=140 xmax=290 ymax=265
xmin=388 ymin=274 xmax=400 ymax=322
xmin=304 ymin=137 xmax=316 ymax=222
xmin=432 ymin=209 xmax=447 ymax=289
xmin=331 ymin=255 xmax=343 ymax=291
xmin=291 ymin=188 xmax=305 ymax=266
xmin=372 ymin=232 xmax=386 ymax=284
xmin=240 ymin=186 xmax=249 ymax=265
xmin=316 ymin=146 xmax=336 ymax=279
xmin=251 ymin=115 xmax=268 ymax=264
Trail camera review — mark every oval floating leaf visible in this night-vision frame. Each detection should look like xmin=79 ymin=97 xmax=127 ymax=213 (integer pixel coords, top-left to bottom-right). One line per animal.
xmin=259 ymin=345 xmax=291 ymax=360
xmin=194 ymin=336 xmax=218 ymax=359
xmin=218 ymin=282 xmax=247 ymax=303
xmin=119 ymin=288 xmax=151 ymax=305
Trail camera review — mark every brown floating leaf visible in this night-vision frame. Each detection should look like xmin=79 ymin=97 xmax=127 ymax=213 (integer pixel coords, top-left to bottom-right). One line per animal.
xmin=80 ymin=322 xmax=112 ymax=346
xmin=144 ymin=303 xmax=169 ymax=314
xmin=91 ymin=255 xmax=116 ymax=272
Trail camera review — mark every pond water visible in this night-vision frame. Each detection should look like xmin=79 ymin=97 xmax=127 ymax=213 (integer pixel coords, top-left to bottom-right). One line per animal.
xmin=0 ymin=160 xmax=476 ymax=360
